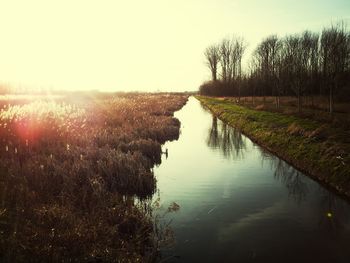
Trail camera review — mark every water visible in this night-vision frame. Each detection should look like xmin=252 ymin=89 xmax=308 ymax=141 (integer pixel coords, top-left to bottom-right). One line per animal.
xmin=154 ymin=97 xmax=350 ymax=263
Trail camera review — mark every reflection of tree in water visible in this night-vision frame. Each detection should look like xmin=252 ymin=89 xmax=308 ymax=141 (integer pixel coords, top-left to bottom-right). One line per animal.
xmin=207 ymin=116 xmax=246 ymax=160
xmin=220 ymin=123 xmax=246 ymax=159
xmin=260 ymin=151 xmax=309 ymax=204
xmin=207 ymin=116 xmax=220 ymax=148
xmin=261 ymin=150 xmax=350 ymax=234
xmin=274 ymin=159 xmax=308 ymax=204
xmin=316 ymin=189 xmax=350 ymax=234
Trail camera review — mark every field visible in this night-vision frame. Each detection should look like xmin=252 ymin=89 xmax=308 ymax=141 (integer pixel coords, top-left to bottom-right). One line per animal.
xmin=197 ymin=96 xmax=350 ymax=198
xmin=0 ymin=93 xmax=188 ymax=262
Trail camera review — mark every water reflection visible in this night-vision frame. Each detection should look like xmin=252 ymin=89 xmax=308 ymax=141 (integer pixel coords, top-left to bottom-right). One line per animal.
xmin=260 ymin=150 xmax=350 ymax=233
xmin=317 ymin=190 xmax=350 ymax=234
xmin=207 ymin=116 xmax=219 ymax=148
xmin=274 ymin=160 xmax=308 ymax=203
xmin=260 ymin=152 xmax=309 ymax=204
xmin=207 ymin=116 xmax=246 ymax=160
xmin=155 ymin=97 xmax=350 ymax=262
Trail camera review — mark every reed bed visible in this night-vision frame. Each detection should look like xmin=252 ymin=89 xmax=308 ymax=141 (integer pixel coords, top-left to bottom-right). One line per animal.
xmin=0 ymin=93 xmax=188 ymax=262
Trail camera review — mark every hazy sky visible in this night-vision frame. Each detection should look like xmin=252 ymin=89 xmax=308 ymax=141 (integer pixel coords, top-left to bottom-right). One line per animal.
xmin=0 ymin=0 xmax=349 ymax=92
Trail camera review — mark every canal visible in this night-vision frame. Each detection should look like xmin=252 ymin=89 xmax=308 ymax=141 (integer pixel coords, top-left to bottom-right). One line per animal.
xmin=154 ymin=96 xmax=350 ymax=263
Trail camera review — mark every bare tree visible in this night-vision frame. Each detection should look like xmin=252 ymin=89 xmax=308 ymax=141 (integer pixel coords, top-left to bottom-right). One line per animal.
xmin=299 ymin=31 xmax=316 ymax=110
xmin=283 ymin=35 xmax=305 ymax=112
xmin=248 ymin=56 xmax=260 ymax=105
xmin=217 ymin=37 xmax=247 ymax=97
xmin=308 ymin=32 xmax=320 ymax=107
xmin=204 ymin=44 xmax=221 ymax=81
xmin=220 ymin=38 xmax=233 ymax=83
xmin=233 ymin=37 xmax=247 ymax=102
xmin=320 ymin=23 xmax=349 ymax=114
xmin=266 ymin=35 xmax=282 ymax=108
xmin=253 ymin=35 xmax=281 ymax=105
xmin=200 ymin=21 xmax=350 ymax=113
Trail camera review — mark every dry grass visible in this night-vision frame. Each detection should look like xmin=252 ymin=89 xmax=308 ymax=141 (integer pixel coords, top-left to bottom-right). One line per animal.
xmin=0 ymin=93 xmax=188 ymax=262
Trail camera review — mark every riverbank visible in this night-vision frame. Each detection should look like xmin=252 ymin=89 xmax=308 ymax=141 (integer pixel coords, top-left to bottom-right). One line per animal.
xmin=196 ymin=96 xmax=350 ymax=198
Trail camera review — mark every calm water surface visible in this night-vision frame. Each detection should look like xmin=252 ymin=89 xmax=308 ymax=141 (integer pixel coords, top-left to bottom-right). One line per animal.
xmin=154 ymin=97 xmax=350 ymax=263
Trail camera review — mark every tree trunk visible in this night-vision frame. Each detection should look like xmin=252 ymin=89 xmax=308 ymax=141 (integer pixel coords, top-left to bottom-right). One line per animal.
xmin=298 ymin=90 xmax=302 ymax=113
xmin=275 ymin=96 xmax=278 ymax=108
xmin=276 ymin=95 xmax=280 ymax=109
xmin=275 ymin=83 xmax=280 ymax=109
xmin=329 ymin=84 xmax=334 ymax=115
xmin=238 ymin=85 xmax=241 ymax=103
xmin=212 ymin=72 xmax=217 ymax=81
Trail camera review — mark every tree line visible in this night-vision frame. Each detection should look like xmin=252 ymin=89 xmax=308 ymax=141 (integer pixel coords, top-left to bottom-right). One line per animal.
xmin=200 ymin=23 xmax=350 ymax=114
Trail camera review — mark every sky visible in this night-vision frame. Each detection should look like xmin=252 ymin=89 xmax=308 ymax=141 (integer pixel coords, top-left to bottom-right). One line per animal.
xmin=0 ymin=0 xmax=349 ymax=92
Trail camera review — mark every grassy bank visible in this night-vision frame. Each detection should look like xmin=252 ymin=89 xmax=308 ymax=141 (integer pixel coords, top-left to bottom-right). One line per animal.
xmin=196 ymin=96 xmax=350 ymax=198
xmin=0 ymin=93 xmax=188 ymax=262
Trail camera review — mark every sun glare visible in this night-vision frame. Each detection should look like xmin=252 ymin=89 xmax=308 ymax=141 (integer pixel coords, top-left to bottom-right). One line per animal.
xmin=0 ymin=100 xmax=86 ymax=143
xmin=0 ymin=0 xmax=348 ymax=92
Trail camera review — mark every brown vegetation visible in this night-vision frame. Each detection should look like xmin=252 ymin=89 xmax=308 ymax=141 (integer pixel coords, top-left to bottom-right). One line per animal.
xmin=0 ymin=93 xmax=188 ymax=262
